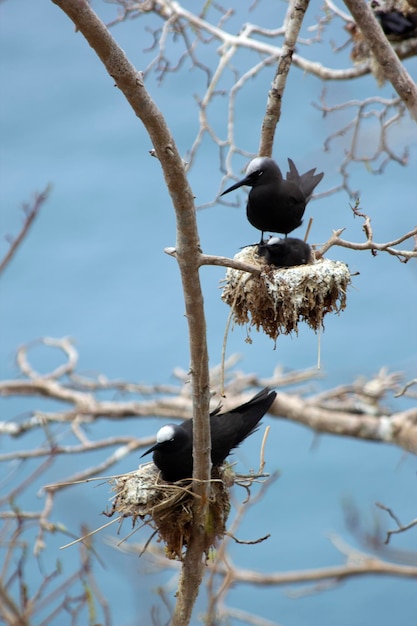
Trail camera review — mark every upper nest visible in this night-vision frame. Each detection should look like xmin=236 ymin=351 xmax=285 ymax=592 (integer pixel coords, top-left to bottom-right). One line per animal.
xmin=107 ymin=462 xmax=232 ymax=561
xmin=221 ymin=246 xmax=351 ymax=341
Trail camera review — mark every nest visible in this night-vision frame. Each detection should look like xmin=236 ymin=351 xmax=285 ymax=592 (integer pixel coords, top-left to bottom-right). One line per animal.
xmin=221 ymin=246 xmax=351 ymax=342
xmin=106 ymin=462 xmax=232 ymax=561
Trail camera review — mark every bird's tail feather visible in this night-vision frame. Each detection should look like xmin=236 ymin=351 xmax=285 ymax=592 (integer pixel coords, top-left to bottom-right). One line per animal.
xmin=232 ymin=387 xmax=276 ymax=439
xmin=287 ymin=158 xmax=324 ymax=200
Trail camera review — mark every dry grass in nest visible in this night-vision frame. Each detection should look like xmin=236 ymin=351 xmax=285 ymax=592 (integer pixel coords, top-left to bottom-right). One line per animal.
xmin=107 ymin=462 xmax=232 ymax=561
xmin=221 ymin=246 xmax=351 ymax=342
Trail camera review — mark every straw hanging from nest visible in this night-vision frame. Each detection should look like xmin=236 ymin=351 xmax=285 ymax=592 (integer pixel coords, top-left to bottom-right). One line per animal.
xmin=221 ymin=246 xmax=351 ymax=342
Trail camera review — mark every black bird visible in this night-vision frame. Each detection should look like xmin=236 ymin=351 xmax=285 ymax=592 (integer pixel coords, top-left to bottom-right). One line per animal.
xmin=141 ymin=387 xmax=276 ymax=482
xmin=371 ymin=1 xmax=417 ymax=38
xmin=257 ymin=236 xmax=312 ymax=268
xmin=220 ymin=157 xmax=324 ymax=243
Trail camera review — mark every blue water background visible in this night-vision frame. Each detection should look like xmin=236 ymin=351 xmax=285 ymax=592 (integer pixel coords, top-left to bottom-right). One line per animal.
xmin=1 ymin=1 xmax=416 ymax=625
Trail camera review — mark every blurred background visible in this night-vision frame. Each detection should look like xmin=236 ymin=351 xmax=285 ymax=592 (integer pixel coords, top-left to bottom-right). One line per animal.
xmin=1 ymin=1 xmax=416 ymax=625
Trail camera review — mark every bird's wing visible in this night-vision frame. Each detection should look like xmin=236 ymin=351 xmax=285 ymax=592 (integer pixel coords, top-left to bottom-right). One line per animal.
xmin=210 ymin=388 xmax=276 ymax=466
xmin=286 ymin=159 xmax=324 ymax=200
xmin=377 ymin=11 xmax=415 ymax=34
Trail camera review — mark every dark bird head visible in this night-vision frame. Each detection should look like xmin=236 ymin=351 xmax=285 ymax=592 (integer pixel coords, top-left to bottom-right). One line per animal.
xmin=141 ymin=422 xmax=194 ymax=481
xmin=258 ymin=236 xmax=312 ymax=267
xmin=141 ymin=424 xmax=189 ymax=457
xmin=220 ymin=157 xmax=283 ymax=196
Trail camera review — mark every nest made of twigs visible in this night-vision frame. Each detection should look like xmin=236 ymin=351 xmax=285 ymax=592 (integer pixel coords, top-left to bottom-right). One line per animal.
xmin=107 ymin=462 xmax=232 ymax=561
xmin=221 ymin=246 xmax=351 ymax=342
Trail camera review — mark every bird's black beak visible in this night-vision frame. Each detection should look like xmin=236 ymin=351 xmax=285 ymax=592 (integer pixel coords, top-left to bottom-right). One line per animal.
xmin=220 ymin=175 xmax=251 ymax=196
xmin=140 ymin=442 xmax=159 ymax=458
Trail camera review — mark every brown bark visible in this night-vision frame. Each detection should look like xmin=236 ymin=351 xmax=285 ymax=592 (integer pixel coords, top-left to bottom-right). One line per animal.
xmin=50 ymin=1 xmax=211 ymax=622
xmin=343 ymin=0 xmax=417 ymax=121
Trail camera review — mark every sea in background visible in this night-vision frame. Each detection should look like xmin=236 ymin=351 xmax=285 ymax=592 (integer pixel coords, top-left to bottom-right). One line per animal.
xmin=1 ymin=1 xmax=417 ymax=625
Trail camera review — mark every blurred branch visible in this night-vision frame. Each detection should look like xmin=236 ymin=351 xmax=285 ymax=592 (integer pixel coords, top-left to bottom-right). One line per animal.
xmin=0 ymin=518 xmax=110 ymax=626
xmin=343 ymin=0 xmax=417 ymax=121
xmin=205 ymin=474 xmax=278 ymax=623
xmin=376 ymin=503 xmax=417 ymax=544
xmin=213 ymin=548 xmax=417 ymax=587
xmin=108 ymin=490 xmax=417 ymax=621
xmin=114 ymin=521 xmax=417 ymax=600
xmin=342 ymin=498 xmax=417 ymax=565
xmin=1 ymin=338 xmax=416 ymax=455
xmin=395 ymin=378 xmax=417 ymax=398
xmin=0 ymin=186 xmax=50 ymax=276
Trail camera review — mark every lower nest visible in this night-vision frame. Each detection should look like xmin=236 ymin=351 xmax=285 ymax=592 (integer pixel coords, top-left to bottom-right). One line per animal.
xmin=221 ymin=246 xmax=351 ymax=341
xmin=107 ymin=462 xmax=232 ymax=561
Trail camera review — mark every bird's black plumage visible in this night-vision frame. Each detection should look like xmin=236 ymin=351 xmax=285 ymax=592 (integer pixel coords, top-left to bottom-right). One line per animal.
xmin=371 ymin=1 xmax=417 ymax=38
xmin=141 ymin=387 xmax=276 ymax=482
xmin=221 ymin=157 xmax=323 ymax=243
xmin=375 ymin=9 xmax=417 ymax=36
xmin=257 ymin=236 xmax=312 ymax=267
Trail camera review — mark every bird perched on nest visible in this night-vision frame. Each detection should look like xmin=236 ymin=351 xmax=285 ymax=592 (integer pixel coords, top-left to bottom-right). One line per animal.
xmin=257 ymin=237 xmax=312 ymax=268
xmin=371 ymin=0 xmax=417 ymax=38
xmin=346 ymin=0 xmax=417 ymax=74
xmin=220 ymin=157 xmax=323 ymax=243
xmin=141 ymin=387 xmax=276 ymax=482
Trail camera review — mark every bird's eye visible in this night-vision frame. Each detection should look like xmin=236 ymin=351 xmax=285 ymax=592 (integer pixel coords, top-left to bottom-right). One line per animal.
xmin=257 ymin=170 xmax=264 ymax=177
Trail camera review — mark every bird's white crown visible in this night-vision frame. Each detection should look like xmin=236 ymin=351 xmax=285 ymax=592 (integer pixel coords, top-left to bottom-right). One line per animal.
xmin=246 ymin=156 xmax=268 ymax=175
xmin=266 ymin=236 xmax=281 ymax=246
xmin=156 ymin=424 xmax=176 ymax=443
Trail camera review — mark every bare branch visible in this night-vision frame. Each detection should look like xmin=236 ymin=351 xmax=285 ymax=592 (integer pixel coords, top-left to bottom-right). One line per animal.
xmin=395 ymin=378 xmax=417 ymax=398
xmin=4 ymin=3 xmax=416 ymax=622
xmin=116 ymin=508 xmax=417 ymax=604
xmin=199 ymin=252 xmax=262 ymax=274
xmin=343 ymin=0 xmax=417 ymax=120
xmin=2 ymin=339 xmax=416 ymax=454
xmin=376 ymin=503 xmax=417 ymax=544
xmin=165 ymin=246 xmax=263 ymax=274
xmin=224 ymin=556 xmax=417 ymax=586
xmin=0 ymin=186 xmax=50 ymax=276
xmin=50 ymin=1 xmax=212 ymax=622
xmin=129 ymin=0 xmax=374 ymax=80
xmin=314 ymin=93 xmax=411 ymax=198
xmin=260 ymin=0 xmax=311 ymax=156
xmin=316 ymin=207 xmax=417 ymax=262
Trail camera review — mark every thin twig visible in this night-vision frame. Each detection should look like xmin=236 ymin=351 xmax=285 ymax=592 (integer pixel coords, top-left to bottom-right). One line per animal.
xmin=376 ymin=502 xmax=417 ymax=545
xmin=0 ymin=186 xmax=50 ymax=276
